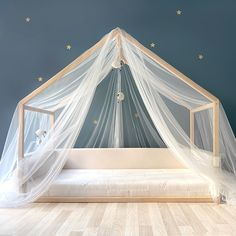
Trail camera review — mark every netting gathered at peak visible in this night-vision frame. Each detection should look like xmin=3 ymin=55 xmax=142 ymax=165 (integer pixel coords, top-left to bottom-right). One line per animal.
xmin=0 ymin=28 xmax=236 ymax=207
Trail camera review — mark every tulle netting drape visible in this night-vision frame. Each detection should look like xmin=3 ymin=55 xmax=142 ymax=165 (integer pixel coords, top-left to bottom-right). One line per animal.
xmin=0 ymin=28 xmax=236 ymax=207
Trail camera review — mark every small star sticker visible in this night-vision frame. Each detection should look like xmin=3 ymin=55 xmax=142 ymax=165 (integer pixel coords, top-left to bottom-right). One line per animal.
xmin=150 ymin=43 xmax=155 ymax=48
xmin=37 ymin=77 xmax=43 ymax=82
xmin=198 ymin=54 xmax=204 ymax=60
xmin=66 ymin=44 xmax=72 ymax=50
xmin=93 ymin=119 xmax=98 ymax=125
xmin=176 ymin=10 xmax=182 ymax=15
xmin=134 ymin=112 xmax=139 ymax=118
xmin=25 ymin=17 xmax=31 ymax=22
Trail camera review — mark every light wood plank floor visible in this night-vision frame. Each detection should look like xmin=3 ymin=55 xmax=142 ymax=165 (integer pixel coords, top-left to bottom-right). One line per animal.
xmin=0 ymin=203 xmax=236 ymax=236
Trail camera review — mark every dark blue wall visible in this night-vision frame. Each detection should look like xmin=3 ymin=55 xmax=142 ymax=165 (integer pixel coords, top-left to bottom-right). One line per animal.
xmin=0 ymin=0 xmax=235 ymax=153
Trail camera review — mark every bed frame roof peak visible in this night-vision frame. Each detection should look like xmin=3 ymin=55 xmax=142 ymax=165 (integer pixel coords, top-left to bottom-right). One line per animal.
xmin=19 ymin=27 xmax=218 ymax=106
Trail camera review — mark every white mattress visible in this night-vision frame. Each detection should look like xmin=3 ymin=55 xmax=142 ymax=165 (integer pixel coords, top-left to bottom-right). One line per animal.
xmin=42 ymin=169 xmax=212 ymax=198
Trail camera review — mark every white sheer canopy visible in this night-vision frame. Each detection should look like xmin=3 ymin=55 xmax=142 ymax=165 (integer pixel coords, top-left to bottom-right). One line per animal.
xmin=0 ymin=28 xmax=236 ymax=207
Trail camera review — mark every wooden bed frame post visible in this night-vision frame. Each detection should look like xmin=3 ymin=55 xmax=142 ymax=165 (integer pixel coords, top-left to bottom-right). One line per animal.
xmin=190 ymin=102 xmax=220 ymax=167
xmin=50 ymin=113 xmax=55 ymax=128
xmin=50 ymin=113 xmax=55 ymax=148
xmin=190 ymin=111 xmax=195 ymax=145
xmin=213 ymin=101 xmax=220 ymax=156
xmin=19 ymin=105 xmax=55 ymax=159
xmin=213 ymin=101 xmax=220 ymax=167
xmin=18 ymin=106 xmax=56 ymax=192
xmin=18 ymin=103 xmax=25 ymax=193
xmin=18 ymin=103 xmax=25 ymax=161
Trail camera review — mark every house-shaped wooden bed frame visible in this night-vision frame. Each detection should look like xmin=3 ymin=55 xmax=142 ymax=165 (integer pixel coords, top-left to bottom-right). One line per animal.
xmin=18 ymin=27 xmax=220 ymax=167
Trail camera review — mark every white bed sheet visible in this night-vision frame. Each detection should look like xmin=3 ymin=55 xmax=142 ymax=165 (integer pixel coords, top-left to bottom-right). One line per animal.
xmin=42 ymin=169 xmax=212 ymax=198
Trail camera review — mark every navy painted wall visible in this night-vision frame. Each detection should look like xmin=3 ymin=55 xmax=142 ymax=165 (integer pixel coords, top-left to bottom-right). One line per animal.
xmin=0 ymin=0 xmax=235 ymax=153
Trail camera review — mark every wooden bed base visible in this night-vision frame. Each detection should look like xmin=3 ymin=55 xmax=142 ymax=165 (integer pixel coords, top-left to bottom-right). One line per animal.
xmin=37 ymin=196 xmax=214 ymax=203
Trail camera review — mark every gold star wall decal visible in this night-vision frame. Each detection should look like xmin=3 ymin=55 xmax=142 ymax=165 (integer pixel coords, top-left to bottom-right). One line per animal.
xmin=66 ymin=44 xmax=72 ymax=50
xmin=37 ymin=77 xmax=43 ymax=82
xmin=93 ymin=119 xmax=98 ymax=125
xmin=150 ymin=43 xmax=156 ymax=48
xmin=176 ymin=10 xmax=182 ymax=15
xmin=25 ymin=17 xmax=31 ymax=22
xmin=198 ymin=54 xmax=204 ymax=60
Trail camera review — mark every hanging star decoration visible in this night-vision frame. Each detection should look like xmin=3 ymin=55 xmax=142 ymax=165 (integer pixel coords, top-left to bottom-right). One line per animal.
xmin=25 ymin=17 xmax=31 ymax=22
xmin=176 ymin=10 xmax=182 ymax=15
xmin=93 ymin=119 xmax=98 ymax=125
xmin=198 ymin=54 xmax=204 ymax=60
xmin=150 ymin=43 xmax=155 ymax=48
xmin=66 ymin=44 xmax=72 ymax=50
xmin=117 ymin=92 xmax=125 ymax=103
xmin=37 ymin=77 xmax=43 ymax=82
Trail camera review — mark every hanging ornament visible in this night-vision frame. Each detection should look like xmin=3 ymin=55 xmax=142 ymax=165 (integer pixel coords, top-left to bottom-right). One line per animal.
xmin=117 ymin=91 xmax=125 ymax=103
xmin=35 ymin=129 xmax=47 ymax=145
xmin=112 ymin=51 xmax=124 ymax=69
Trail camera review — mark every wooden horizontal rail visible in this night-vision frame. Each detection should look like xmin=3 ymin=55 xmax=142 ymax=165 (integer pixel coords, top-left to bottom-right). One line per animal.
xmin=191 ymin=103 xmax=214 ymax=113
xmin=24 ymin=105 xmax=54 ymax=115
xmin=37 ymin=196 xmax=214 ymax=203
